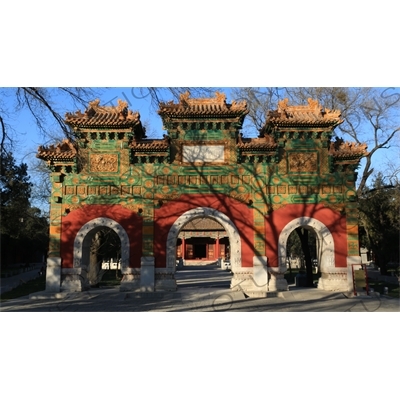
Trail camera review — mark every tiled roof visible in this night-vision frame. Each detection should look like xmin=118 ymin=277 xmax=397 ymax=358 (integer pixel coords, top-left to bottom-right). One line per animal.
xmin=329 ymin=138 xmax=368 ymax=159
xmin=237 ymin=135 xmax=278 ymax=151
xmin=265 ymin=98 xmax=343 ymax=128
xmin=182 ymin=218 xmax=225 ymax=231
xmin=158 ymin=91 xmax=248 ymax=118
xmin=130 ymin=137 xmax=170 ymax=152
xmin=37 ymin=139 xmax=77 ymax=161
xmin=65 ymin=99 xmax=143 ymax=130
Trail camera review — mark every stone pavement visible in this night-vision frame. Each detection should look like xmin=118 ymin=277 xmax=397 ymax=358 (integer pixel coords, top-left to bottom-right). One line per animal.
xmin=1 ymin=285 xmax=399 ymax=312
xmin=1 ymin=263 xmax=399 ymax=312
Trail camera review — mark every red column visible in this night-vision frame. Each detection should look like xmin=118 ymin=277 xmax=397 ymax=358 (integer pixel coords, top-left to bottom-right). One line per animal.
xmin=216 ymin=234 xmax=220 ymax=260
xmin=181 ymin=237 xmax=186 ymax=259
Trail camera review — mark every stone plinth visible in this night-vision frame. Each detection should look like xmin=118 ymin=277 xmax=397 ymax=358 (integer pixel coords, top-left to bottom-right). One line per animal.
xmin=60 ymin=267 xmax=88 ymax=292
xmin=318 ymin=271 xmax=349 ymax=291
xmin=46 ymin=257 xmax=61 ymax=292
xmin=140 ymin=256 xmax=155 ymax=292
xmin=120 ymin=269 xmax=140 ymax=292
xmin=268 ymin=267 xmax=288 ymax=291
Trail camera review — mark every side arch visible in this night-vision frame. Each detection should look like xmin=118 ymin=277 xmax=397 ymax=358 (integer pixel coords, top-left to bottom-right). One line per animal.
xmin=166 ymin=207 xmax=242 ymax=272
xmin=277 ymin=216 xmax=335 ymax=273
xmin=73 ymin=217 xmax=130 ymax=270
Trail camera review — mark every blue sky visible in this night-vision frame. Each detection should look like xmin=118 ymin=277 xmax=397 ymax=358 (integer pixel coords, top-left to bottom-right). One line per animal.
xmin=3 ymin=86 xmax=399 ymax=192
xmin=5 ymin=87 xmax=234 ymax=163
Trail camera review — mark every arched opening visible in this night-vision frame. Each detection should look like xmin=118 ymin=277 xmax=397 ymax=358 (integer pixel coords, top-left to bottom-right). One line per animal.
xmin=278 ymin=217 xmax=335 ymax=289
xmin=73 ymin=217 xmax=130 ymax=287
xmin=176 ymin=217 xmax=230 ymax=264
xmin=285 ymin=227 xmax=319 ymax=287
xmin=166 ymin=207 xmax=242 ymax=289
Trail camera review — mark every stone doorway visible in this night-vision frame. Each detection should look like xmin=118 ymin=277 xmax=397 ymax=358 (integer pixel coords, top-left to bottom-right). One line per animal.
xmin=70 ymin=217 xmax=130 ymax=290
xmin=277 ymin=217 xmax=337 ymax=290
xmin=176 ymin=216 xmax=230 ymax=263
xmin=166 ymin=207 xmax=241 ymax=290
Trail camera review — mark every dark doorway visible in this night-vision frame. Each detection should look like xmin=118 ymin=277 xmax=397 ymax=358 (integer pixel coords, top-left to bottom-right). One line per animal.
xmin=194 ymin=243 xmax=207 ymax=258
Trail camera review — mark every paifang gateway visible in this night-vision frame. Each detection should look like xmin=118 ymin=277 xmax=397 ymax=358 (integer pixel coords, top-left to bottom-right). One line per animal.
xmin=37 ymin=91 xmax=368 ymax=297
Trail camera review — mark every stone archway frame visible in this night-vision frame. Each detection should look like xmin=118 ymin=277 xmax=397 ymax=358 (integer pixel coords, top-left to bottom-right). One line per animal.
xmin=166 ymin=207 xmax=242 ymax=273
xmin=277 ymin=216 xmax=335 ymax=274
xmin=73 ymin=217 xmax=130 ymax=271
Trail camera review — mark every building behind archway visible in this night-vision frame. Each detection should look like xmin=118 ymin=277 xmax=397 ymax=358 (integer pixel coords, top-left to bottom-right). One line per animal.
xmin=37 ymin=93 xmax=368 ymax=297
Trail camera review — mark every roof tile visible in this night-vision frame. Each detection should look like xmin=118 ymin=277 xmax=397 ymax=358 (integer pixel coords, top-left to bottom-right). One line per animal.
xmin=65 ymin=99 xmax=142 ymax=129
xmin=265 ymin=98 xmax=343 ymax=128
xmin=158 ymin=91 xmax=248 ymax=118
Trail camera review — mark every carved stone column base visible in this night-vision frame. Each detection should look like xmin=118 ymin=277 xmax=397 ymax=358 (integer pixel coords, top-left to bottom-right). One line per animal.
xmin=268 ymin=268 xmax=288 ymax=291
xmin=120 ymin=271 xmax=140 ymax=292
xmin=268 ymin=276 xmax=289 ymax=291
xmin=46 ymin=257 xmax=62 ymax=292
xmin=318 ymin=271 xmax=349 ymax=291
xmin=140 ymin=256 xmax=155 ymax=292
xmin=231 ymin=271 xmax=268 ymax=298
xmin=155 ymin=270 xmax=177 ymax=291
xmin=61 ymin=268 xmax=88 ymax=292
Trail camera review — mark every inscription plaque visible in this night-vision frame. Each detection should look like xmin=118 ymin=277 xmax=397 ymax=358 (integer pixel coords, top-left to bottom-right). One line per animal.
xmin=182 ymin=145 xmax=224 ymax=163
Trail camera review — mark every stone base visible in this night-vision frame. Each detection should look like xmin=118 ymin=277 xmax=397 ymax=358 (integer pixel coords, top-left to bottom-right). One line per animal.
xmin=140 ymin=256 xmax=155 ymax=292
xmin=318 ymin=271 xmax=349 ymax=291
xmin=120 ymin=273 xmax=140 ymax=292
xmin=61 ymin=278 xmax=85 ymax=292
xmin=268 ymin=277 xmax=289 ymax=291
xmin=231 ymin=271 xmax=268 ymax=298
xmin=45 ymin=257 xmax=62 ymax=292
xmin=60 ymin=268 xmax=88 ymax=292
xmin=267 ymin=267 xmax=288 ymax=291
xmin=244 ymin=290 xmax=268 ymax=298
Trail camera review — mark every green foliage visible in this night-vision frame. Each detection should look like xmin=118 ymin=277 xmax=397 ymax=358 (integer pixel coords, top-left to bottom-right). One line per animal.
xmin=1 ymin=152 xmax=32 ymax=238
xmin=0 ymin=152 xmax=49 ymax=265
xmin=359 ymin=173 xmax=400 ymax=273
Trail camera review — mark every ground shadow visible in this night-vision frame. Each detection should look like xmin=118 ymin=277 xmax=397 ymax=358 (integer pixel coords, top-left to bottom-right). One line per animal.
xmin=175 ymin=262 xmax=232 ymax=289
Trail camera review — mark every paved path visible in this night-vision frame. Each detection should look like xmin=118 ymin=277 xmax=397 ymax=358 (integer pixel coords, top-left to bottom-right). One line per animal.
xmin=1 ymin=286 xmax=399 ymax=312
xmin=1 ymin=263 xmax=399 ymax=312
xmin=0 ymin=264 xmax=44 ymax=295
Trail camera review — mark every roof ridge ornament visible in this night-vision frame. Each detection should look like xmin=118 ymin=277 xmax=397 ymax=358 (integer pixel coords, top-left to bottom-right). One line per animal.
xmin=179 ymin=91 xmax=227 ymax=106
xmin=158 ymin=91 xmax=248 ymax=119
xmin=65 ymin=99 xmax=142 ymax=129
xmin=266 ymin=98 xmax=343 ymax=127
xmin=329 ymin=137 xmax=369 ymax=157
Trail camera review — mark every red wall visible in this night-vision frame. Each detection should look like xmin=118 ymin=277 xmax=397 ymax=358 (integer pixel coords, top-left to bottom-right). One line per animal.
xmin=154 ymin=194 xmax=254 ymax=268
xmin=60 ymin=205 xmax=142 ymax=268
xmin=60 ymin=200 xmax=346 ymax=271
xmin=264 ymin=204 xmax=348 ymax=268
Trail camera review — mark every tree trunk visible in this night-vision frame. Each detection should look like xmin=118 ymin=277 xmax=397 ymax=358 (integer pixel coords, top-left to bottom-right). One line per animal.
xmin=88 ymin=232 xmax=102 ymax=286
xmin=295 ymin=228 xmax=314 ymax=287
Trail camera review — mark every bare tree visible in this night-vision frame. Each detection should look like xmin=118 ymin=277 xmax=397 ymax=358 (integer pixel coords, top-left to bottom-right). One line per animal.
xmin=233 ymin=87 xmax=400 ymax=194
xmin=1 ymin=87 xmax=218 ymax=154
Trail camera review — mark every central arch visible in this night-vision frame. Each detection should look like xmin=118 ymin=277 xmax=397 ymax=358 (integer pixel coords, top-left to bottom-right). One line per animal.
xmin=277 ymin=216 xmax=335 ymax=273
xmin=73 ymin=217 xmax=130 ymax=271
xmin=166 ymin=207 xmax=242 ymax=273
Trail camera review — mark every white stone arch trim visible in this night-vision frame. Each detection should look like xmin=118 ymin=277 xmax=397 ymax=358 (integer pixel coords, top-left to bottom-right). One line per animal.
xmin=277 ymin=217 xmax=335 ymax=273
xmin=166 ymin=207 xmax=242 ymax=272
xmin=73 ymin=217 xmax=130 ymax=269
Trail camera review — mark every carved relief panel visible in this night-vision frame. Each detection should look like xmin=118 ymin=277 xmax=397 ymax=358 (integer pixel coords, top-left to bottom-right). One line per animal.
xmin=89 ymin=153 xmax=119 ymax=173
xmin=288 ymin=151 xmax=318 ymax=173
